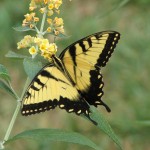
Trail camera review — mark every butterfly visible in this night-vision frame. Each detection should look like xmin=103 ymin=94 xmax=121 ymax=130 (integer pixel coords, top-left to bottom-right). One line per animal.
xmin=21 ymin=31 xmax=120 ymax=123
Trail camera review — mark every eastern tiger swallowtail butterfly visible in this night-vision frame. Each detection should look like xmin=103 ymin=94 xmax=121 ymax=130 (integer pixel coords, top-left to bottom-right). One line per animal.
xmin=21 ymin=31 xmax=120 ymax=123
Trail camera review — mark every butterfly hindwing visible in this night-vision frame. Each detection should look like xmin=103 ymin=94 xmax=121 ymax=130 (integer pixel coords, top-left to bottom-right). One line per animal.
xmin=21 ymin=64 xmax=90 ymax=116
xmin=59 ymin=31 xmax=120 ymax=110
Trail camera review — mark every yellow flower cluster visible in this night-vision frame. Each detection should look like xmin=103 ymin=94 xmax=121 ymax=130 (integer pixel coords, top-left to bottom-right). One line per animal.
xmin=22 ymin=0 xmax=64 ymax=35
xmin=22 ymin=12 xmax=39 ymax=28
xmin=17 ymin=35 xmax=57 ymax=61
xmin=29 ymin=0 xmax=62 ymax=12
xmin=17 ymin=35 xmax=35 ymax=49
xmin=17 ymin=0 xmax=71 ymax=61
xmin=47 ymin=17 xmax=64 ymax=35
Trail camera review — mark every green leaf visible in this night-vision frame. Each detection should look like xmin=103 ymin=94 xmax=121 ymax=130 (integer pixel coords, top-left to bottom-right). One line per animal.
xmin=46 ymin=32 xmax=69 ymax=38
xmin=0 ymin=80 xmax=16 ymax=99
xmin=136 ymin=120 xmax=150 ymax=126
xmin=23 ymin=58 xmax=43 ymax=80
xmin=56 ymin=33 xmax=69 ymax=38
xmin=34 ymin=55 xmax=49 ymax=65
xmin=5 ymin=51 xmax=28 ymax=59
xmin=0 ymin=64 xmax=11 ymax=83
xmin=6 ymin=129 xmax=100 ymax=150
xmin=89 ymin=106 xmax=122 ymax=150
xmin=13 ymin=26 xmax=35 ymax=32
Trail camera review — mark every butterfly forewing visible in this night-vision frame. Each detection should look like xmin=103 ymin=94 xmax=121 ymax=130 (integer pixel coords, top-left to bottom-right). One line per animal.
xmin=60 ymin=31 xmax=120 ymax=68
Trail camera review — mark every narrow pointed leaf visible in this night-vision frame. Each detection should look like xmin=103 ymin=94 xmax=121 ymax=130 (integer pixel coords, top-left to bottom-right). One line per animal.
xmin=23 ymin=58 xmax=43 ymax=80
xmin=5 ymin=51 xmax=28 ymax=59
xmin=0 ymin=81 xmax=16 ymax=99
xmin=57 ymin=33 xmax=69 ymax=38
xmin=0 ymin=64 xmax=11 ymax=83
xmin=54 ymin=33 xmax=69 ymax=38
xmin=136 ymin=120 xmax=150 ymax=126
xmin=13 ymin=26 xmax=35 ymax=32
xmin=89 ymin=106 xmax=122 ymax=150
xmin=46 ymin=32 xmax=69 ymax=38
xmin=6 ymin=129 xmax=100 ymax=150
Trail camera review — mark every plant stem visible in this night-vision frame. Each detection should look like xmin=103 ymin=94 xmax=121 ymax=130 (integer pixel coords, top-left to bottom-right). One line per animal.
xmin=40 ymin=11 xmax=47 ymax=36
xmin=3 ymin=100 xmax=21 ymax=143
xmin=35 ymin=26 xmax=40 ymax=34
xmin=2 ymin=6 xmax=48 ymax=149
xmin=2 ymin=78 xmax=30 ymax=147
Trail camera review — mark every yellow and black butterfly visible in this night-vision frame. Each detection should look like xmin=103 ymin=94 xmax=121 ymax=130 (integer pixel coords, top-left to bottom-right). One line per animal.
xmin=21 ymin=31 xmax=120 ymax=122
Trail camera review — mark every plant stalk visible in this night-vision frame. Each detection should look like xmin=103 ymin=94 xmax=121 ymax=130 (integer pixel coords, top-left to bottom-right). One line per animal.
xmin=3 ymin=100 xmax=21 ymax=143
xmin=2 ymin=78 xmax=30 ymax=147
xmin=1 ymin=7 xmax=47 ymax=149
xmin=40 ymin=10 xmax=47 ymax=36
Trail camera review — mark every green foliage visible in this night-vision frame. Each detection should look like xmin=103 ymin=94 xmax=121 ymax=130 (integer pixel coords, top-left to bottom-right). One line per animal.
xmin=23 ymin=58 xmax=43 ymax=80
xmin=4 ymin=103 xmax=122 ymax=150
xmin=5 ymin=51 xmax=28 ymax=59
xmin=13 ymin=26 xmax=35 ymax=32
xmin=0 ymin=64 xmax=11 ymax=83
xmin=0 ymin=81 xmax=15 ymax=98
xmin=90 ymin=107 xmax=122 ymax=150
xmin=6 ymin=129 xmax=100 ymax=150
xmin=136 ymin=121 xmax=150 ymax=127
xmin=0 ymin=64 xmax=18 ymax=99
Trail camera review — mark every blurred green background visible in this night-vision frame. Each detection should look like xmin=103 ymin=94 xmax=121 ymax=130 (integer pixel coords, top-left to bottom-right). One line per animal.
xmin=0 ymin=0 xmax=150 ymax=150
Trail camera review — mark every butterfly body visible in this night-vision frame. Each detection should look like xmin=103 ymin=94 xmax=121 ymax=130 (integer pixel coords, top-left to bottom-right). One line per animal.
xmin=21 ymin=31 xmax=120 ymax=121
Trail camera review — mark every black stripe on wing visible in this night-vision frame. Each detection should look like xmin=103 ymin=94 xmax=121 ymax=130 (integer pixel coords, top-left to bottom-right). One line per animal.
xmin=80 ymin=69 xmax=111 ymax=112
xmin=21 ymin=64 xmax=91 ymax=119
xmin=22 ymin=95 xmax=96 ymax=124
xmin=95 ymin=32 xmax=120 ymax=67
xmin=59 ymin=31 xmax=120 ymax=68
xmin=25 ymin=64 xmax=70 ymax=95
xmin=22 ymin=96 xmax=91 ymax=116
